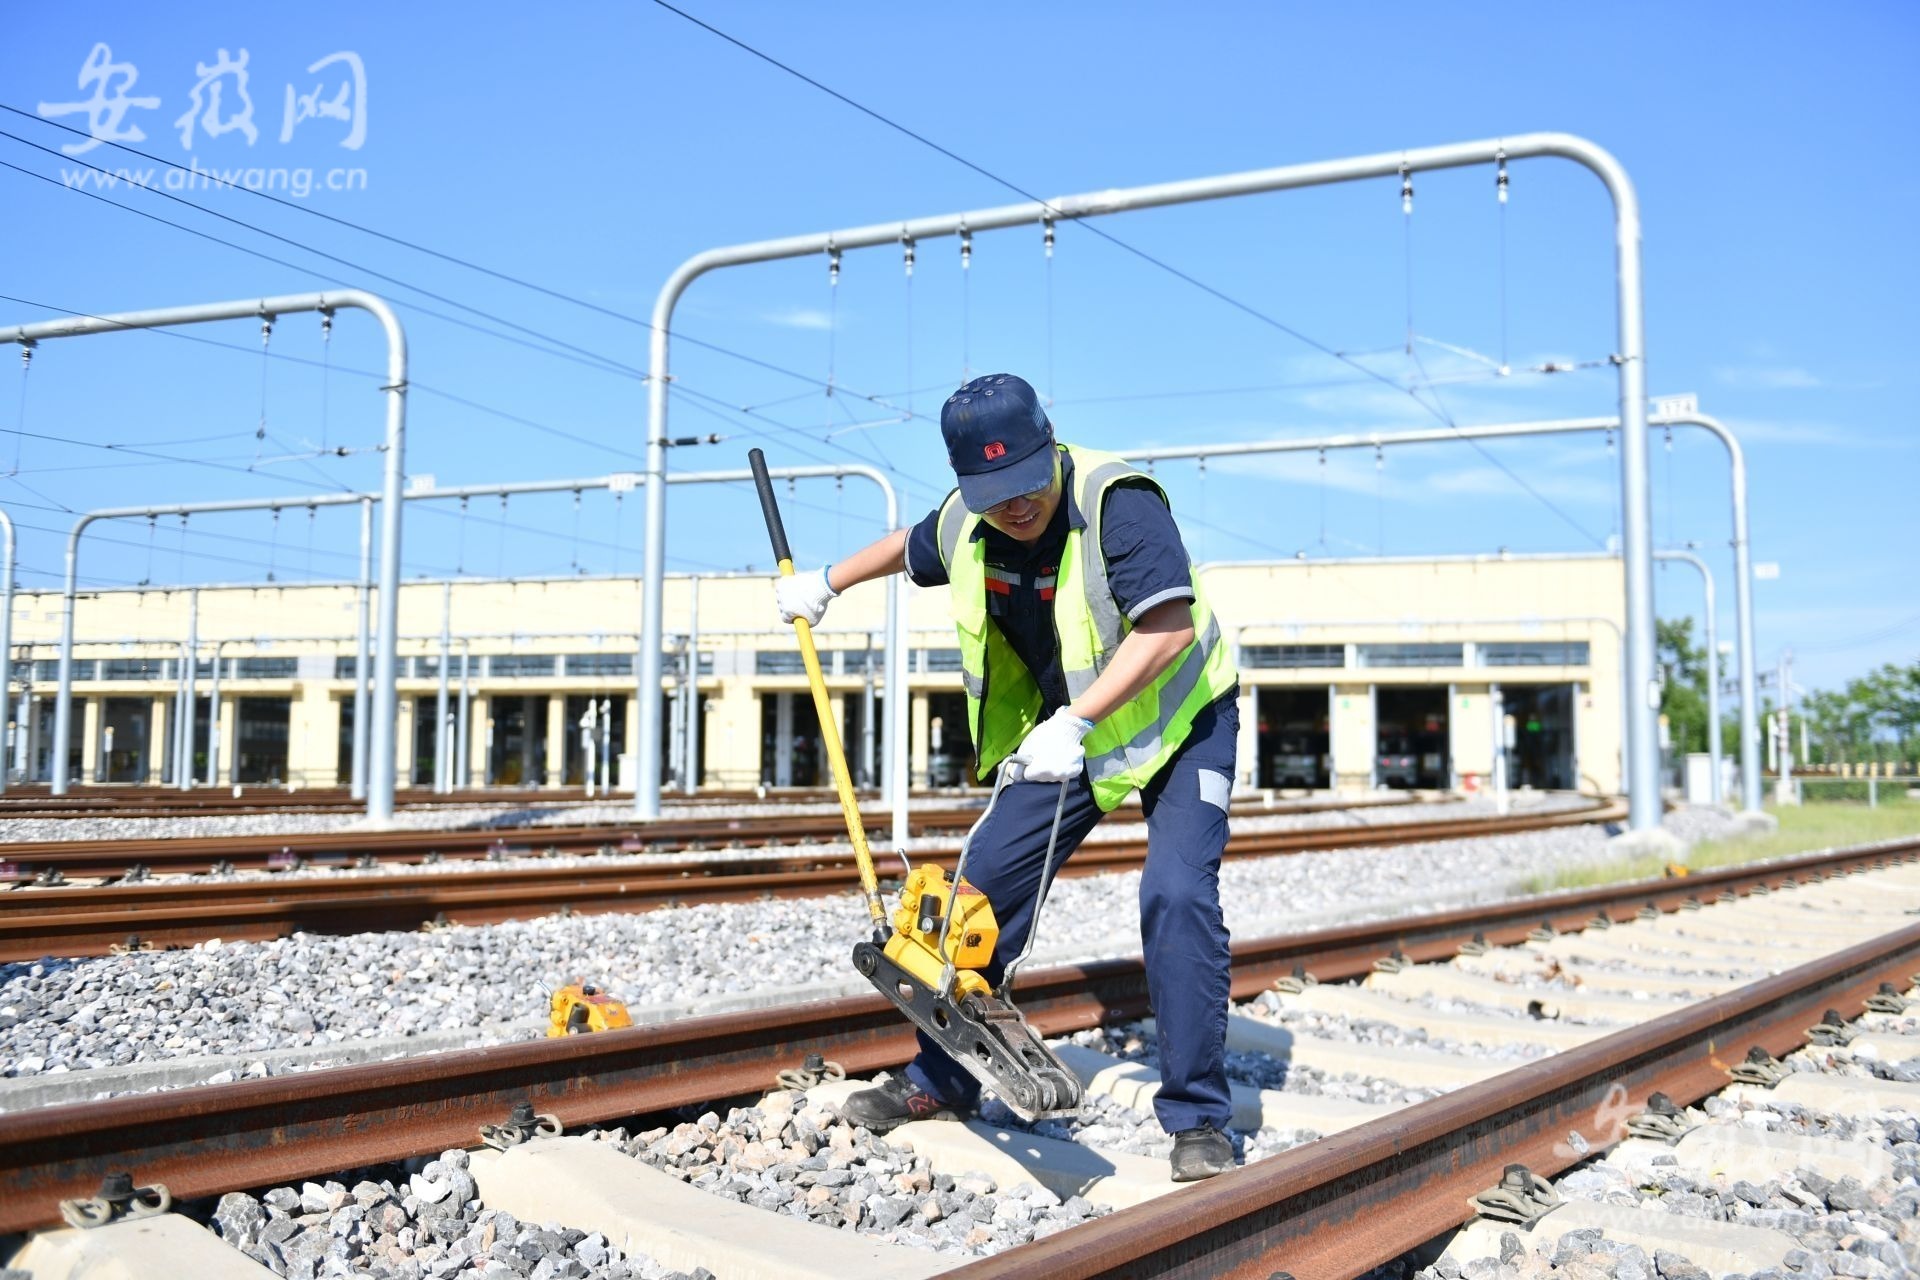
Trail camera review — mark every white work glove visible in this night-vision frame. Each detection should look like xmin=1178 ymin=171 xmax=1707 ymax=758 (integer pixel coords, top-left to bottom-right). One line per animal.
xmin=1010 ymin=709 xmax=1095 ymax=783
xmin=774 ymin=565 xmax=838 ymax=625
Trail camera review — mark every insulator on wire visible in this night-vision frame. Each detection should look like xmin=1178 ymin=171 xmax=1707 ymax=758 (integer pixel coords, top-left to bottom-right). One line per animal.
xmin=1496 ymin=154 xmax=1509 ymax=205
xmin=901 ymin=235 xmax=915 ymax=278
xmin=19 ymin=342 xmax=33 ymax=372
xmin=1043 ymin=219 xmax=1055 ymax=259
xmin=260 ymin=316 xmax=273 ymax=345
xmin=960 ymin=229 xmax=972 ymax=271
xmin=1375 ymin=446 xmax=1384 ymax=471
xmin=828 ymin=247 xmax=840 ymax=287
xmin=319 ymin=310 xmax=333 ymax=341
xmin=1400 ymin=165 xmax=1413 ymax=215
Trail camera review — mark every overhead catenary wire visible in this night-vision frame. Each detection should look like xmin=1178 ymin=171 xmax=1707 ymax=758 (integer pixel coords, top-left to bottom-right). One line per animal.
xmin=644 ymin=2 xmax=1471 ymax=429
xmin=0 ymin=291 xmax=930 ymax=508
xmin=0 ymin=148 xmax=658 ymax=388
xmin=641 ymin=5 xmax=1614 ymax=548
xmin=0 ymin=124 xmax=941 ymax=437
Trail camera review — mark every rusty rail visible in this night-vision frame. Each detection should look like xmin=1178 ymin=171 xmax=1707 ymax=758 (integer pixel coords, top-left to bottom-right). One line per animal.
xmin=0 ymin=800 xmax=1621 ymax=959
xmin=0 ymin=837 xmax=1908 ymax=1237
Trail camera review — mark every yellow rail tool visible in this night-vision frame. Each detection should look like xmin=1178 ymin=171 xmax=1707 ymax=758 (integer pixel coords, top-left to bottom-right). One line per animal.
xmin=749 ymin=448 xmax=1080 ymax=1121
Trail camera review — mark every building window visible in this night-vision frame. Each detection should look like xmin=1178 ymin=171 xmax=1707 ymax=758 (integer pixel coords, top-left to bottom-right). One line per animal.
xmin=1478 ymin=641 xmax=1591 ymax=668
xmin=489 ymin=654 xmax=557 ymax=678
xmin=334 ymin=655 xmax=359 ymax=679
xmin=566 ymin=652 xmax=634 ymax=678
xmin=1357 ymin=643 xmax=1464 ymax=669
xmin=36 ymin=667 xmax=105 ymax=687
xmin=920 ymin=649 xmax=964 ymax=673
xmin=1241 ymin=643 xmax=1344 ymax=669
xmin=756 ymin=651 xmax=808 ymax=676
xmin=98 ymin=658 xmax=169 ymax=681
xmin=233 ymin=657 xmax=298 ymax=680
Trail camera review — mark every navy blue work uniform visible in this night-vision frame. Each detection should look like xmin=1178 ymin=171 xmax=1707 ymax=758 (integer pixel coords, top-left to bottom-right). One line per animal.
xmin=899 ymin=454 xmax=1238 ymax=1135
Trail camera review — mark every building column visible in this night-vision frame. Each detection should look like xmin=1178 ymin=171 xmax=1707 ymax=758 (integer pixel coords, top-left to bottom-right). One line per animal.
xmin=394 ymin=698 xmax=414 ymax=791
xmin=1235 ymin=685 xmax=1258 ymax=791
xmin=148 ymin=696 xmax=170 ymax=785
xmin=1452 ymin=684 xmax=1495 ymax=793
xmin=214 ymin=695 xmax=236 ymax=786
xmin=544 ymin=693 xmax=565 ymax=787
xmin=911 ymin=692 xmax=931 ymax=790
xmin=621 ymin=694 xmax=639 ymax=791
xmin=80 ymin=697 xmax=101 ymax=784
xmin=1331 ymin=683 xmax=1373 ymax=795
xmin=291 ymin=684 xmax=338 ymax=789
xmin=469 ymin=694 xmax=491 ymax=790
xmin=708 ymin=682 xmax=757 ymax=792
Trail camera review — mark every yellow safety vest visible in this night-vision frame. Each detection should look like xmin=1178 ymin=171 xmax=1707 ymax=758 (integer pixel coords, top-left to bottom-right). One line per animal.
xmin=935 ymin=444 xmax=1238 ymax=811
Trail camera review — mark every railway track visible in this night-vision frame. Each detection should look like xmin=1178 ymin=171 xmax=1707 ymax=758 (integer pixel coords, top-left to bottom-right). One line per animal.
xmin=1 ymin=837 xmax=1914 ymax=1279
xmin=0 ymin=798 xmax=1622 ymax=959
xmin=0 ymin=785 xmax=1429 ymax=822
xmin=0 ymin=792 xmax=1496 ymax=881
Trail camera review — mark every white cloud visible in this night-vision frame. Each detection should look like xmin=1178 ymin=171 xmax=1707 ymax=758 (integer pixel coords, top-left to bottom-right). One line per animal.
xmin=1713 ymin=365 xmax=1822 ymax=390
xmin=1716 ymin=416 xmax=1910 ymax=449
xmin=761 ymin=307 xmax=835 ymax=331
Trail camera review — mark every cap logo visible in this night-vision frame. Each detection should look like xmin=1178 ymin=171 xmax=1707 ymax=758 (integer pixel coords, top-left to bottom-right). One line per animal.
xmin=983 ymin=441 xmax=1006 ymax=460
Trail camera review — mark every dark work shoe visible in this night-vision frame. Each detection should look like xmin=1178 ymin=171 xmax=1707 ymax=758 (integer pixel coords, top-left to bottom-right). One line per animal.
xmin=1169 ymin=1123 xmax=1235 ymax=1182
xmin=839 ymin=1074 xmax=958 ymax=1133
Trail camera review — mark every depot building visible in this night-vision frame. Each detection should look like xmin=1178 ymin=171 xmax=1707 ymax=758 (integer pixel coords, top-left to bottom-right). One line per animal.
xmin=4 ymin=552 xmax=1624 ymax=796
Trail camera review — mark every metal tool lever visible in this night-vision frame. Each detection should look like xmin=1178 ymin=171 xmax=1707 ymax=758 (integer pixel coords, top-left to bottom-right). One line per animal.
xmin=934 ymin=756 xmax=1071 ymax=1002
xmin=748 ymin=448 xmax=888 ymax=932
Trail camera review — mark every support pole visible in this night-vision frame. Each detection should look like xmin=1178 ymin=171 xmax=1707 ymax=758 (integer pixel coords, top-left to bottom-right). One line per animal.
xmin=861 ymin=634 xmax=878 ymax=789
xmin=599 ymin=696 xmax=612 ymax=796
xmin=180 ymin=589 xmax=198 ymax=791
xmin=169 ymin=640 xmax=186 ymax=787
xmin=683 ymin=579 xmax=700 ymax=796
xmin=455 ymin=640 xmax=471 ymax=792
xmin=351 ymin=497 xmax=372 ymax=801
xmin=1776 ymin=649 xmax=1796 ymax=805
xmin=639 ymin=132 xmax=1650 ymax=833
xmin=206 ymin=641 xmax=225 ymax=787
xmin=9 ymin=292 xmax=407 ymax=819
xmin=435 ymin=581 xmax=451 ymax=794
xmin=1654 ymin=550 xmax=1722 ymax=806
xmin=0 ymin=509 xmax=11 ymax=796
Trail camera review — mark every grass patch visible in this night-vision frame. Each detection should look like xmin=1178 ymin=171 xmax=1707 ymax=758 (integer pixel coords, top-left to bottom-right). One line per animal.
xmin=1527 ymin=796 xmax=1920 ymax=894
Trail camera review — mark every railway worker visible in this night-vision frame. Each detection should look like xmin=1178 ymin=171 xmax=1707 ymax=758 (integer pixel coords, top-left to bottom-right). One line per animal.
xmin=773 ymin=372 xmax=1241 ymax=1181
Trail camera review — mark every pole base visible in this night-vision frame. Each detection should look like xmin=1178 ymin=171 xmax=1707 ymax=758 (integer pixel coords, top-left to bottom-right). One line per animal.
xmin=1605 ymin=825 xmax=1688 ymax=863
xmin=1726 ymin=810 xmax=1780 ymax=838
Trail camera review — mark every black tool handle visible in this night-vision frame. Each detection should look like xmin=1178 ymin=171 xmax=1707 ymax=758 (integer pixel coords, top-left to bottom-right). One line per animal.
xmin=748 ymin=448 xmax=792 ymax=567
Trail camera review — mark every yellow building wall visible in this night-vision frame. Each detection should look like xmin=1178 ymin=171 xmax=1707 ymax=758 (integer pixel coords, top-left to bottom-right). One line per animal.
xmin=7 ymin=557 xmax=1626 ymax=794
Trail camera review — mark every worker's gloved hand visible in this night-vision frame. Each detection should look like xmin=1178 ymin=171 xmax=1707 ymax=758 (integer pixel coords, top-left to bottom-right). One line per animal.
xmin=1010 ymin=709 xmax=1094 ymax=783
xmin=775 ymin=565 xmax=838 ymax=625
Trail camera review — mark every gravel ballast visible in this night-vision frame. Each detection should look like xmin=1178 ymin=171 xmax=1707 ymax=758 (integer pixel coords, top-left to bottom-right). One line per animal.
xmin=1 ymin=804 xmax=1736 ymax=1102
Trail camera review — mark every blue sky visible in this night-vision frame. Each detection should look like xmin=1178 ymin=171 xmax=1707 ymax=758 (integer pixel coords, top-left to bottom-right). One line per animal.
xmin=2 ymin=2 xmax=1915 ymax=693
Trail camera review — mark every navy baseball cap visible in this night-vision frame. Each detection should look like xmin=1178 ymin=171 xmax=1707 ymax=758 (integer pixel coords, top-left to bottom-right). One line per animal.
xmin=940 ymin=374 xmax=1057 ymax=513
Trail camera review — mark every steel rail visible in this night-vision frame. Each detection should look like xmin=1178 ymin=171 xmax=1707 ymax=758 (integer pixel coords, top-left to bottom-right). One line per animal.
xmin=948 ymin=900 xmax=1920 ymax=1280
xmin=0 ymin=801 xmax=1622 ymax=959
xmin=0 ymin=838 xmax=1910 ymax=1236
xmin=0 ymin=793 xmax=1513 ymax=877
